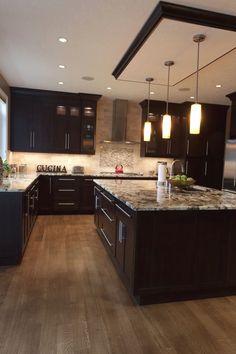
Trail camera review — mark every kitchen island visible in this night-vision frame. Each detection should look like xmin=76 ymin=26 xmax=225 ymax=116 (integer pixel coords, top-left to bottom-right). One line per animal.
xmin=94 ymin=179 xmax=236 ymax=304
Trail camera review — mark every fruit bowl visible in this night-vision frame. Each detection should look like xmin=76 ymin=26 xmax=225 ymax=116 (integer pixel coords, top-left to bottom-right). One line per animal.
xmin=169 ymin=176 xmax=195 ymax=189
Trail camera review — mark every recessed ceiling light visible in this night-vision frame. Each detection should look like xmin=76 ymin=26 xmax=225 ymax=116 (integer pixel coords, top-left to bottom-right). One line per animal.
xmin=58 ymin=37 xmax=67 ymax=43
xmin=216 ymin=84 xmax=222 ymax=88
xmin=58 ymin=64 xmax=65 ymax=69
xmin=107 ymin=87 xmax=112 ymax=90
xmin=150 ymin=91 xmax=155 ymax=95
xmin=58 ymin=81 xmax=64 ymax=85
xmin=190 ymin=96 xmax=195 ymax=99
xmin=81 ymin=76 xmax=94 ymax=81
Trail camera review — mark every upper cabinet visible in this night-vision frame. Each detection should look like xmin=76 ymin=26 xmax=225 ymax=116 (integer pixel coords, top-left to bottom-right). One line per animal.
xmin=140 ymin=100 xmax=186 ymax=158
xmin=10 ymin=87 xmax=101 ymax=154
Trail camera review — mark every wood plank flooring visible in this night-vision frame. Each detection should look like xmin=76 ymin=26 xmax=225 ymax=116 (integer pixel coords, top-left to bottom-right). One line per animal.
xmin=1 ymin=215 xmax=236 ymax=353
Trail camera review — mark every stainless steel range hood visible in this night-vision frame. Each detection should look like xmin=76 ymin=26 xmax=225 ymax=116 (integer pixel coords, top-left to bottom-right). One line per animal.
xmin=103 ymin=99 xmax=139 ymax=144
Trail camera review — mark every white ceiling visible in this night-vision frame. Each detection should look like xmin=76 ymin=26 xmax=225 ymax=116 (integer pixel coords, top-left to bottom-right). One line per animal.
xmin=0 ymin=0 xmax=236 ymax=104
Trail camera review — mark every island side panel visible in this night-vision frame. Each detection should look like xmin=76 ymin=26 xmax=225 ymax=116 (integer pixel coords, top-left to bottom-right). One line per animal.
xmin=134 ymin=209 xmax=236 ymax=305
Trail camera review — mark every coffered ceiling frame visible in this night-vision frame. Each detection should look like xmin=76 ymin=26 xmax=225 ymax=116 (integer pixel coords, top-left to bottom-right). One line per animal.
xmin=112 ymin=1 xmax=236 ymax=80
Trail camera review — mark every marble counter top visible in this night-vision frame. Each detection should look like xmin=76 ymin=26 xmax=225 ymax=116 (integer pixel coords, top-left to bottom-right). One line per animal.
xmin=94 ymin=179 xmax=236 ymax=211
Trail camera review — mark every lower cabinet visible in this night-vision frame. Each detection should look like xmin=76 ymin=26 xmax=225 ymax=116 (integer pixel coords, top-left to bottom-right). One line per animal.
xmin=115 ymin=203 xmax=134 ymax=289
xmin=0 ymin=178 xmax=39 ymax=265
xmin=39 ymin=175 xmax=95 ymax=214
xmin=94 ymin=185 xmax=135 ymax=291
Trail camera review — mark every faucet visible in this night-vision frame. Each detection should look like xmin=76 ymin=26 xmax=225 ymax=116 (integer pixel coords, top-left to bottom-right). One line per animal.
xmin=170 ymin=160 xmax=185 ymax=177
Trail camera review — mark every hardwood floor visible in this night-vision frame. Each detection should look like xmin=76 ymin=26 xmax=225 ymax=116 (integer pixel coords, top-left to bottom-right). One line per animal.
xmin=1 ymin=215 xmax=236 ymax=353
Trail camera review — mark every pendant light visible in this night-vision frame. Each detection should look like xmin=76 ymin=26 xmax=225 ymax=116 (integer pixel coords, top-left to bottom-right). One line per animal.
xmin=162 ymin=61 xmax=174 ymax=139
xmin=190 ymin=34 xmax=206 ymax=135
xmin=143 ymin=77 xmax=154 ymax=142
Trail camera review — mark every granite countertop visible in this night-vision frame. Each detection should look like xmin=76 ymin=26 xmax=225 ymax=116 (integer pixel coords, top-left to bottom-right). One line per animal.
xmin=94 ymin=179 xmax=236 ymax=211
xmin=0 ymin=175 xmax=38 ymax=192
xmin=0 ymin=172 xmax=157 ymax=192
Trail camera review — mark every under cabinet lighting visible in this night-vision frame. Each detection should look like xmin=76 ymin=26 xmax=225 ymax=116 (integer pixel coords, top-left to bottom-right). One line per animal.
xmin=58 ymin=81 xmax=64 ymax=85
xmin=107 ymin=87 xmax=112 ymax=90
xmin=58 ymin=64 xmax=65 ymax=69
xmin=216 ymin=84 xmax=222 ymax=88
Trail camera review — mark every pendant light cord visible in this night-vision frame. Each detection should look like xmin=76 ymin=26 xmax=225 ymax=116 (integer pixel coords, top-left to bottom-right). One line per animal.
xmin=147 ymin=80 xmax=151 ymax=120
xmin=196 ymin=40 xmax=200 ymax=103
xmin=166 ymin=65 xmax=170 ymax=114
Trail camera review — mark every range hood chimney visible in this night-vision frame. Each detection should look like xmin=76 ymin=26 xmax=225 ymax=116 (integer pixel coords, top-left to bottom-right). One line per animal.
xmin=112 ymin=99 xmax=128 ymax=142
xmin=102 ymin=99 xmax=138 ymax=144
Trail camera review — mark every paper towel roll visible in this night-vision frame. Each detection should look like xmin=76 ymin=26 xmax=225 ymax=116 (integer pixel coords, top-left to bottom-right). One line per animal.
xmin=157 ymin=162 xmax=167 ymax=185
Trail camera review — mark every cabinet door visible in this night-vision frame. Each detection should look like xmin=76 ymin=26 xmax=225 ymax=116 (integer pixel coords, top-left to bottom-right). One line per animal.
xmin=53 ymin=105 xmax=68 ymax=152
xmin=169 ymin=116 xmax=185 ymax=157
xmin=185 ymin=157 xmax=206 ymax=185
xmin=195 ymin=212 xmax=228 ymax=288
xmin=39 ymin=176 xmax=54 ymax=213
xmin=94 ymin=185 xmax=101 ymax=228
xmin=67 ymin=105 xmax=81 ymax=153
xmin=80 ymin=101 xmax=96 ymax=154
xmin=227 ymin=214 xmax=236 ymax=286
xmin=205 ymin=158 xmax=224 ymax=189
xmin=115 ymin=203 xmax=134 ymax=288
xmin=80 ymin=178 xmax=94 ymax=213
xmin=10 ymin=95 xmax=33 ymax=151
xmin=33 ymin=102 xmax=54 ymax=152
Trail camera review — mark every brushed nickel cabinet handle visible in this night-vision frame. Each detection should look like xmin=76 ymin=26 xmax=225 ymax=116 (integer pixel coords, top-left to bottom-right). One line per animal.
xmin=187 ymin=139 xmax=190 ymax=155
xmin=169 ymin=140 xmax=171 ymax=154
xmin=67 ymin=133 xmax=70 ymax=150
xmin=204 ymin=161 xmax=208 ymax=176
xmin=58 ymin=189 xmax=76 ymax=192
xmin=58 ymin=202 xmax=75 ymax=206
xmin=186 ymin=160 xmax=189 ymax=175
xmin=65 ymin=133 xmax=67 ymax=150
xmin=115 ymin=204 xmax=131 ymax=218
xmin=205 ymin=141 xmax=209 ymax=156
xmin=30 ymin=131 xmax=32 ymax=148
xmin=100 ymin=228 xmax=112 ymax=247
xmin=49 ymin=177 xmax=52 ymax=194
xmin=85 ymin=178 xmax=93 ymax=181
xmin=101 ymin=208 xmax=114 ymax=222
xmin=100 ymin=191 xmax=114 ymax=204
xmin=58 ymin=178 xmax=76 ymax=181
xmin=32 ymin=131 xmax=35 ymax=148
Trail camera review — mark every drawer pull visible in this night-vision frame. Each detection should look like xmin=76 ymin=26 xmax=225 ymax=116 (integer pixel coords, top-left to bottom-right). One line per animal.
xmin=101 ymin=208 xmax=114 ymax=222
xmin=58 ymin=189 xmax=76 ymax=192
xmin=58 ymin=202 xmax=75 ymax=206
xmin=100 ymin=228 xmax=112 ymax=247
xmin=94 ymin=186 xmax=100 ymax=195
xmin=101 ymin=191 xmax=114 ymax=204
xmin=85 ymin=178 xmax=93 ymax=181
xmin=58 ymin=178 xmax=76 ymax=181
xmin=115 ymin=204 xmax=131 ymax=218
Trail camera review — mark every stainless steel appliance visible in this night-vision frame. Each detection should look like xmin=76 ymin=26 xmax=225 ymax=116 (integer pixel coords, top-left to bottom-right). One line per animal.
xmin=223 ymin=140 xmax=236 ymax=192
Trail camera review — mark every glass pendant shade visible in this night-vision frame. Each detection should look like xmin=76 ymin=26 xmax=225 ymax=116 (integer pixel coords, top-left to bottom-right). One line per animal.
xmin=190 ymin=103 xmax=201 ymax=134
xmin=144 ymin=121 xmax=151 ymax=141
xmin=162 ymin=114 xmax=171 ymax=139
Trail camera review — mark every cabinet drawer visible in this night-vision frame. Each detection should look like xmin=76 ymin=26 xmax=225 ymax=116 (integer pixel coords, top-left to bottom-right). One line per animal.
xmin=100 ymin=216 xmax=116 ymax=255
xmin=54 ymin=189 xmax=79 ymax=201
xmin=54 ymin=200 xmax=79 ymax=211
xmin=100 ymin=191 xmax=115 ymax=220
xmin=53 ymin=177 xmax=79 ymax=189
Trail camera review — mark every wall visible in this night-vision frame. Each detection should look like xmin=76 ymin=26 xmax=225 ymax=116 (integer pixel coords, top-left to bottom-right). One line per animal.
xmin=9 ymin=97 xmax=172 ymax=174
xmin=0 ymin=72 xmax=10 ymax=159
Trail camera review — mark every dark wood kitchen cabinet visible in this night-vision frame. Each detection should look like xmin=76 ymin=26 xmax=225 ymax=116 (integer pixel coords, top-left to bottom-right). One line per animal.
xmin=79 ymin=177 xmax=95 ymax=213
xmin=115 ymin=202 xmax=135 ymax=289
xmin=0 ymin=178 xmax=39 ymax=265
xmin=39 ymin=175 xmax=54 ymax=213
xmin=10 ymin=91 xmax=54 ymax=152
xmin=183 ymin=102 xmax=228 ymax=189
xmin=53 ymin=101 xmax=81 ymax=153
xmin=140 ymin=100 xmax=185 ymax=158
xmin=80 ymin=100 xmax=97 ymax=154
xmin=10 ymin=87 xmax=101 ymax=154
